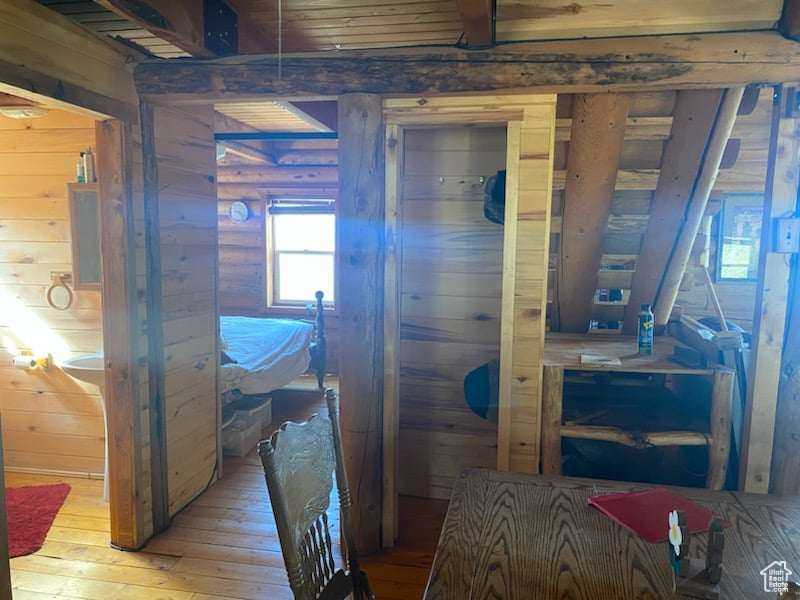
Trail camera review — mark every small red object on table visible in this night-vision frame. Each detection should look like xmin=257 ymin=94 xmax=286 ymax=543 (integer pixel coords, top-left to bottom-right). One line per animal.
xmin=588 ymin=487 xmax=716 ymax=543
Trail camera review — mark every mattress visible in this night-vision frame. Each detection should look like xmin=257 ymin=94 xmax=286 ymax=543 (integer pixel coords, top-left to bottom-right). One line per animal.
xmin=220 ymin=316 xmax=313 ymax=395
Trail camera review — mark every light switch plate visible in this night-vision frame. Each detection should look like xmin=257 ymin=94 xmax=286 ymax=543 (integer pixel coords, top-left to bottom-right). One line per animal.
xmin=775 ymin=218 xmax=800 ymax=253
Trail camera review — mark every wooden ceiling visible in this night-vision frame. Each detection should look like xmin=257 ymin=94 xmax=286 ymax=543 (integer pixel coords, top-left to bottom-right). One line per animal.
xmin=36 ymin=0 xmax=788 ymax=57
xmin=215 ymin=101 xmax=331 ymax=131
xmin=36 ymin=0 xmax=190 ymax=58
xmin=495 ymin=0 xmax=784 ymax=42
xmin=228 ymin=0 xmax=463 ymax=50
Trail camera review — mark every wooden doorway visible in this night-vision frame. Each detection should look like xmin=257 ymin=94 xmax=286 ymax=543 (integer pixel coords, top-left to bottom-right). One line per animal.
xmin=382 ymin=95 xmax=557 ymax=547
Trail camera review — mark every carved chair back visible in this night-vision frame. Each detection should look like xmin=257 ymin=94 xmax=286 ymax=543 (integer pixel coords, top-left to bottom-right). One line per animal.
xmin=258 ymin=389 xmax=373 ymax=600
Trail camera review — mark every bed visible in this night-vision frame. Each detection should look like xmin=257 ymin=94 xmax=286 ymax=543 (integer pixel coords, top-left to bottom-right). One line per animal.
xmin=219 ymin=291 xmax=327 ymax=396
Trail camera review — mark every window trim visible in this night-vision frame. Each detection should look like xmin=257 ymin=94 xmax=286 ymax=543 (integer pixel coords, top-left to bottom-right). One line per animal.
xmin=265 ymin=199 xmax=336 ymax=309
xmin=715 ymin=194 xmax=763 ymax=283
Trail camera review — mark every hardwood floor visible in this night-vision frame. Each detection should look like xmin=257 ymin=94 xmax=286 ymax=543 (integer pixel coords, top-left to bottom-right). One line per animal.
xmin=8 ymin=389 xmax=447 ymax=600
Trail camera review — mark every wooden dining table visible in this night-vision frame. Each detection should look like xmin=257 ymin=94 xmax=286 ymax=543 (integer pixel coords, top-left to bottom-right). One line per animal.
xmin=423 ymin=469 xmax=800 ymax=599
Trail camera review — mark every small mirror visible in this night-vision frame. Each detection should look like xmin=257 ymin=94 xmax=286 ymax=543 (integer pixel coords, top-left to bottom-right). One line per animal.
xmin=68 ymin=183 xmax=101 ymax=289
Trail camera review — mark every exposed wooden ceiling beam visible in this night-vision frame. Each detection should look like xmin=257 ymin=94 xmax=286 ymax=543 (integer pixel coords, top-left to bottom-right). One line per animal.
xmin=653 ymin=87 xmax=745 ymax=327
xmin=622 ymin=89 xmax=725 ymax=334
xmin=780 ymin=0 xmax=800 ymax=40
xmin=557 ymin=94 xmax=630 ymax=333
xmin=214 ymin=111 xmax=276 ymax=163
xmin=95 ymin=0 xmax=213 ymax=57
xmin=135 ymin=32 xmax=800 ymax=101
xmin=456 ymin=0 xmax=494 ymax=48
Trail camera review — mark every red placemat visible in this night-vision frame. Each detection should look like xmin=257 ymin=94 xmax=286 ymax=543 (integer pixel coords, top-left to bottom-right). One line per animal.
xmin=588 ymin=487 xmax=716 ymax=543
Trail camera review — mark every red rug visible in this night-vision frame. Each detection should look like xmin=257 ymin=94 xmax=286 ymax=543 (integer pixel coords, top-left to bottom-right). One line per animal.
xmin=6 ymin=483 xmax=71 ymax=558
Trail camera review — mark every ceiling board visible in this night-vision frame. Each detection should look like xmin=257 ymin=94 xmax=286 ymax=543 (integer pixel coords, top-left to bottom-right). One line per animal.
xmin=215 ymin=101 xmax=328 ymax=131
xmin=495 ymin=0 xmax=783 ymax=42
xmin=229 ymin=0 xmax=461 ymax=51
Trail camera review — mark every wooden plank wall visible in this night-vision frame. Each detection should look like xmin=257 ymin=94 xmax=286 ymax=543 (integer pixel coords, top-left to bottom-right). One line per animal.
xmin=397 ymin=126 xmax=507 ymax=499
xmin=0 ymin=109 xmax=106 ymax=476
xmin=216 ymin=139 xmax=340 ymax=373
xmin=151 ymin=105 xmax=219 ymax=517
xmin=131 ymin=121 xmax=154 ymax=539
xmin=549 ymin=88 xmax=772 ymax=333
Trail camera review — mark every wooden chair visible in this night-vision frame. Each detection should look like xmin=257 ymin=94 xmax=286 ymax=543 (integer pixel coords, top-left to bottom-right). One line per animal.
xmin=258 ymin=389 xmax=374 ymax=600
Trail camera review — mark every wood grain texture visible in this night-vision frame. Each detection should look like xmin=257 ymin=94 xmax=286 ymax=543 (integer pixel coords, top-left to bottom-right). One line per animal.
xmin=771 ymin=205 xmax=800 ymax=494
xmin=498 ymin=97 xmax=557 ymax=473
xmin=149 ymin=104 xmax=219 ymax=519
xmin=97 ymin=119 xmax=146 ymax=550
xmin=496 ymin=0 xmax=782 ymax=41
xmin=0 ymin=0 xmax=139 ymax=120
xmin=623 ymin=89 xmax=723 ymax=334
xmin=134 ymin=32 xmax=800 ymax=100
xmin=337 ymin=94 xmax=384 ymax=554
xmin=0 ymin=109 xmax=105 ymax=476
xmin=654 ymin=87 xmax=745 ymax=327
xmin=393 ymin=125 xmax=505 ymax=502
xmin=455 ymin=0 xmax=494 ymax=47
xmin=382 ymin=123 xmax=402 ymax=547
xmin=558 ymin=93 xmax=629 ymax=332
xmin=741 ymin=89 xmax=800 ymax=493
xmin=424 ymin=468 xmax=800 ymax=599
xmin=6 ymin=391 xmax=449 ymax=600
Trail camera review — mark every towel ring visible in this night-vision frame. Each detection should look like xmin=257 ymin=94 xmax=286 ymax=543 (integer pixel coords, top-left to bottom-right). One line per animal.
xmin=47 ymin=273 xmax=74 ymax=311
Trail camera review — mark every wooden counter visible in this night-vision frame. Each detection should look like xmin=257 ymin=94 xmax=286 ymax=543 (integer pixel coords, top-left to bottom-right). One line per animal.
xmin=541 ymin=333 xmax=734 ymax=489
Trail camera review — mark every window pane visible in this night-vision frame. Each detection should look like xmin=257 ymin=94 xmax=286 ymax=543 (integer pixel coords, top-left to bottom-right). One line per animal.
xmin=274 ymin=214 xmax=335 ymax=252
xmin=718 ymin=196 xmax=762 ymax=281
xmin=277 ymin=253 xmax=335 ymax=303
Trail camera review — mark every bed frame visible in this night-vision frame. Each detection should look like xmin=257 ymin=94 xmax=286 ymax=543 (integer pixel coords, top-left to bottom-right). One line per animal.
xmin=307 ymin=290 xmax=327 ymax=389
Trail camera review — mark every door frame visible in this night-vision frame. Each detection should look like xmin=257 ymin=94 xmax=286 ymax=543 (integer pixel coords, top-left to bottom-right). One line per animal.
xmin=381 ymin=95 xmax=557 ymax=547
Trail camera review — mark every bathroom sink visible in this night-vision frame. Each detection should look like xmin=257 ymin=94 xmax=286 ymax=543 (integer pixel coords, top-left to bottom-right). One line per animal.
xmin=62 ymin=353 xmax=109 ymax=501
xmin=61 ymin=353 xmax=105 ymax=391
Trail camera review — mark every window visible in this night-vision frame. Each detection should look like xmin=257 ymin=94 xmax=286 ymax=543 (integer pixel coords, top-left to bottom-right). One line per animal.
xmin=716 ymin=195 xmax=762 ymax=281
xmin=268 ymin=199 xmax=335 ymax=307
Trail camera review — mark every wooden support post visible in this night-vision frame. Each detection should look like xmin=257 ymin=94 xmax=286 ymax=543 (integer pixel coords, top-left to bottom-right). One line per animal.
xmin=541 ymin=365 xmax=564 ymax=475
xmin=97 ymin=119 xmax=146 ymax=549
xmin=707 ymin=369 xmax=734 ymax=490
xmin=623 ymin=90 xmax=724 ymax=334
xmin=337 ymin=94 xmax=384 ymax=554
xmin=382 ymin=123 xmax=402 ymax=548
xmin=741 ymin=87 xmax=800 ymax=493
xmin=558 ymin=94 xmax=629 ymax=332
xmin=654 ymin=87 xmax=745 ymax=327
xmin=497 ymin=97 xmax=557 ymax=474
xmin=771 ymin=230 xmax=800 ymax=493
xmin=139 ymin=102 xmax=170 ymax=534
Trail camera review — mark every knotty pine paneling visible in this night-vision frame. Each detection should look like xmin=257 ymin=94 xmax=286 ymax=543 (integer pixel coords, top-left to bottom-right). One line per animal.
xmin=151 ymin=105 xmax=218 ymax=517
xmin=0 ymin=109 xmax=104 ymax=476
xmin=398 ymin=126 xmax=506 ymax=499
